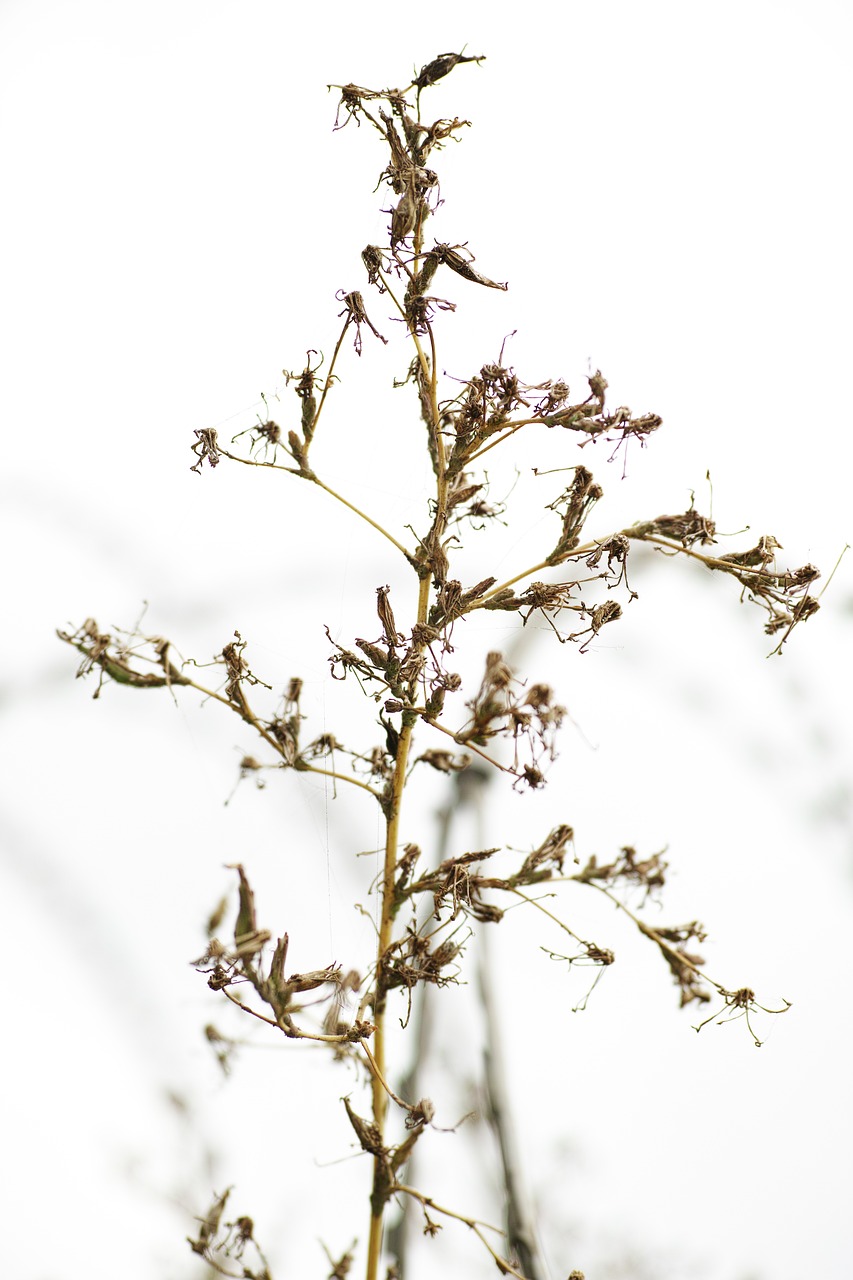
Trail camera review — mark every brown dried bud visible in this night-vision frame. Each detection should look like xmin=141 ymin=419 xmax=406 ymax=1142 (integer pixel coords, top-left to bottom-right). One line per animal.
xmin=343 ymin=1096 xmax=384 ymax=1156
xmin=361 ymin=243 xmax=385 ymax=284
xmin=227 ymin=862 xmax=257 ymax=945
xmin=269 ymin=933 xmax=289 ymax=985
xmin=416 ymin=749 xmax=470 ymax=773
xmin=591 ymin=600 xmax=622 ymax=632
xmin=588 ymin=368 xmax=608 ymax=404
xmin=483 ymin=650 xmax=513 ymax=689
xmin=287 ymin=428 xmax=311 ymax=474
xmin=431 ymin=242 xmax=507 ymax=290
xmin=719 ymin=534 xmax=782 ymax=568
xmin=190 ymin=427 xmax=221 ymax=474
xmin=406 ymin=1097 xmax=435 ymax=1129
xmin=376 ymin=584 xmax=404 ymax=647
xmin=355 ymin=638 xmax=390 ymax=670
xmin=337 ymin=289 xmax=387 ymax=354
xmin=415 ymin=52 xmax=485 ymax=90
xmin=391 ymin=191 xmax=417 ymax=242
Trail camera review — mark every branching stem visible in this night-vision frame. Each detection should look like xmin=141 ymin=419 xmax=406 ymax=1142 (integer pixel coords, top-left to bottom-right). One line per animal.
xmin=313 ymin=477 xmax=413 ymax=560
xmin=392 ymin=1184 xmax=529 ymax=1279
xmin=309 ymin=319 xmax=349 ymax=437
xmin=573 ymin=879 xmax=726 ymax=995
xmin=297 ymin=763 xmax=383 ymax=801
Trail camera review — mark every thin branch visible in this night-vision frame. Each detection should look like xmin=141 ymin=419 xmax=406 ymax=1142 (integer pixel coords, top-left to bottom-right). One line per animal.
xmin=392 ymin=1184 xmax=530 ymax=1279
xmin=313 ymin=477 xmax=414 ymax=561
xmin=222 ymin=989 xmax=357 ymax=1045
xmin=571 ymin=878 xmax=725 ymax=995
xmin=309 ymin=318 xmax=350 ymax=437
xmin=422 ymin=715 xmax=518 ymax=777
xmin=360 ymin=1040 xmax=411 ymax=1112
xmin=297 ymin=762 xmax=383 ymax=801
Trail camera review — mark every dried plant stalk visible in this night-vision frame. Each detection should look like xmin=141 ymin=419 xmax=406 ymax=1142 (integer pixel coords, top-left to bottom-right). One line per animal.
xmin=58 ymin=49 xmax=822 ymax=1280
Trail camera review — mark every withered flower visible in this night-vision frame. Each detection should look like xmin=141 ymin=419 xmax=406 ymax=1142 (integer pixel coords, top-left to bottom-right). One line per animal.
xmin=336 ymin=289 xmax=387 ymax=355
xmin=190 ymin=427 xmax=221 ymax=473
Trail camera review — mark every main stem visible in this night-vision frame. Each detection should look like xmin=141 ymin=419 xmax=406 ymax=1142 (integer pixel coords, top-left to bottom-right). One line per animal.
xmin=365 ymin=330 xmax=445 ymax=1278
xmin=365 ymin=576 xmax=431 ymax=1280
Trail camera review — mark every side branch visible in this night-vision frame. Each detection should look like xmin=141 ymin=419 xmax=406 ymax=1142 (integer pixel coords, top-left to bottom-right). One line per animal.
xmin=392 ymin=1183 xmax=530 ymax=1279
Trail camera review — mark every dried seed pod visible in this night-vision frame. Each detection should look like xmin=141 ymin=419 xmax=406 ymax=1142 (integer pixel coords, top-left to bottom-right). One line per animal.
xmin=343 ymin=1096 xmax=384 ymax=1156
xmin=416 ymin=749 xmax=470 ymax=773
xmin=376 ymin=584 xmax=404 ymax=646
xmin=431 ymin=242 xmax=507 ymax=290
xmin=361 ymin=243 xmax=385 ymax=286
xmin=390 ymin=190 xmax=417 ymax=243
xmin=227 ymin=863 xmax=257 ymax=946
xmin=719 ymin=534 xmax=782 ymax=568
xmin=415 ymin=52 xmax=485 ymax=90
xmin=355 ymin=638 xmax=390 ymax=670
xmin=269 ymin=934 xmax=289 ymax=986
xmin=588 ymin=368 xmax=608 ymax=404
xmin=188 ymin=1189 xmax=230 ymax=1255
xmin=627 ymin=510 xmax=716 ymax=548
xmin=590 ymin=600 xmax=622 ymax=632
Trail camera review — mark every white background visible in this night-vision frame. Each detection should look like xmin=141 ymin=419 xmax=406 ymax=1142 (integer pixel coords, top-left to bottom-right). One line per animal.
xmin=2 ymin=2 xmax=852 ymax=1278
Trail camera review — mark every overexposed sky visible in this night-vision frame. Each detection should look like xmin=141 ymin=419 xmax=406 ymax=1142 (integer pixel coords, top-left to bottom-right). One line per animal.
xmin=2 ymin=3 xmax=852 ymax=1278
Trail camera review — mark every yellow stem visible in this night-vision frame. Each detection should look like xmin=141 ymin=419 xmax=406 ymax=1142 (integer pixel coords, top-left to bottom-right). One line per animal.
xmin=313 ymin=478 xmax=412 ymax=560
xmin=465 ymin=533 xmax=617 ymax=612
xmin=218 ymin=447 xmax=411 ymax=561
xmin=391 ymin=1184 xmax=528 ymax=1279
xmin=309 ymin=320 xmax=349 ymax=437
xmin=298 ymin=763 xmax=382 ymax=801
xmin=422 ymin=715 xmax=514 ymax=776
xmin=365 ymin=576 xmax=431 ymax=1280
